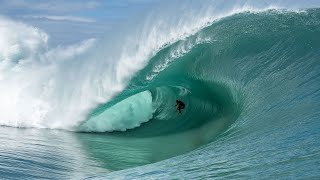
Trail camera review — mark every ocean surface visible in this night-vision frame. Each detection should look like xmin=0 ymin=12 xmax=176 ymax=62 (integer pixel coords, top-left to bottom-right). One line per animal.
xmin=0 ymin=1 xmax=320 ymax=179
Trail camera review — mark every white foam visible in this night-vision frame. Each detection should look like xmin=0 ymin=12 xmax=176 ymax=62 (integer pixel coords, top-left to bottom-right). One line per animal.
xmin=0 ymin=1 xmax=316 ymax=131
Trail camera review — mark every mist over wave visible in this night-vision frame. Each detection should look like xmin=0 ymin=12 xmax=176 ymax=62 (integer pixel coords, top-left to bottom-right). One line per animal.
xmin=0 ymin=0 xmax=319 ymax=132
xmin=0 ymin=4 xmax=244 ymax=130
xmin=0 ymin=0 xmax=320 ymax=179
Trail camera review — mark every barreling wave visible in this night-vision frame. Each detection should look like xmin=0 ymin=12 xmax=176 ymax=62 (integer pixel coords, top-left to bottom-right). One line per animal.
xmin=82 ymin=8 xmax=320 ymax=173
xmin=0 ymin=2 xmax=278 ymax=131
xmin=80 ymin=8 xmax=320 ymax=171
xmin=1 ymin=1 xmax=320 ymax=173
xmin=81 ymin=8 xmax=320 ymax=137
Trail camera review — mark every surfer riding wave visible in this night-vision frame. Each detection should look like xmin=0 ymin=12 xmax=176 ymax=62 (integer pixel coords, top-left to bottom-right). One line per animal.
xmin=175 ymin=100 xmax=185 ymax=114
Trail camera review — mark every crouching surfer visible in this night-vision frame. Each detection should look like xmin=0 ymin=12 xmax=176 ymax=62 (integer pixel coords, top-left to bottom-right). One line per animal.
xmin=175 ymin=100 xmax=185 ymax=114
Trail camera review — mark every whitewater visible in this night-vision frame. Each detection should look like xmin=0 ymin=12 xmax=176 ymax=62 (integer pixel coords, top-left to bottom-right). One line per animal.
xmin=0 ymin=0 xmax=320 ymax=179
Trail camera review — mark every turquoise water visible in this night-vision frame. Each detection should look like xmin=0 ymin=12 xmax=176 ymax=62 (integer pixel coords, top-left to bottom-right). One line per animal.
xmin=88 ymin=9 xmax=320 ymax=178
xmin=1 ymin=5 xmax=320 ymax=180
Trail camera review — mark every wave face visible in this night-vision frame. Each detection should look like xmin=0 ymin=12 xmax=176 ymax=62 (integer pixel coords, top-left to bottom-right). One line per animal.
xmin=1 ymin=1 xmax=320 ymax=179
xmin=87 ymin=8 xmax=320 ymax=178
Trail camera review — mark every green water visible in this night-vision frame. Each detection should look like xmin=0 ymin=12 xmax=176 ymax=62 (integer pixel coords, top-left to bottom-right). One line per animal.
xmin=79 ymin=9 xmax=320 ymax=172
xmin=1 ymin=8 xmax=319 ymax=179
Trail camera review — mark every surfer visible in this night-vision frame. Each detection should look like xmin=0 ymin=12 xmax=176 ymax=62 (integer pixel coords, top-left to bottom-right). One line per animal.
xmin=175 ymin=100 xmax=185 ymax=114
